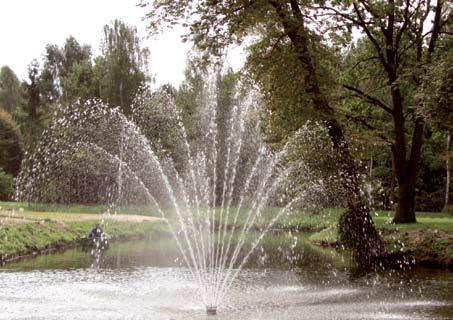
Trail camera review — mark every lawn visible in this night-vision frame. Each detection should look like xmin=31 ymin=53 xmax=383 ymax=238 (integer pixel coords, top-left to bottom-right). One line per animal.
xmin=0 ymin=201 xmax=159 ymax=216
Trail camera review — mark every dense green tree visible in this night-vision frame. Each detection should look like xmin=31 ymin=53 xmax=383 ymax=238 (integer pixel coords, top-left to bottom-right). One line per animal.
xmin=175 ymin=60 xmax=206 ymax=146
xmin=214 ymin=69 xmax=238 ymax=205
xmin=94 ymin=19 xmax=149 ymax=116
xmin=418 ymin=34 xmax=453 ymax=213
xmin=327 ymin=0 xmax=450 ymax=223
xmin=16 ymin=61 xmax=45 ymax=149
xmin=131 ymin=84 xmax=188 ymax=173
xmin=0 ymin=169 xmax=14 ymax=201
xmin=0 ymin=108 xmax=22 ymax=200
xmin=246 ymin=30 xmax=339 ymax=144
xmin=0 ymin=66 xmax=23 ymax=114
xmin=42 ymin=36 xmax=95 ymax=102
xmin=0 ymin=109 xmax=22 ymax=176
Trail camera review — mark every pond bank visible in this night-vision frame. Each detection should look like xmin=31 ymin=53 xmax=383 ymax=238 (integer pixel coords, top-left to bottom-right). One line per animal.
xmin=306 ymin=213 xmax=453 ymax=270
xmin=1 ymin=204 xmax=452 ymax=270
xmin=0 ymin=211 xmax=169 ymax=265
xmin=213 ymin=208 xmax=453 ymax=270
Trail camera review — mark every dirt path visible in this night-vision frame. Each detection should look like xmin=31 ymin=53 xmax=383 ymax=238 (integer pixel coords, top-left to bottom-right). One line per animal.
xmin=0 ymin=210 xmax=163 ymax=225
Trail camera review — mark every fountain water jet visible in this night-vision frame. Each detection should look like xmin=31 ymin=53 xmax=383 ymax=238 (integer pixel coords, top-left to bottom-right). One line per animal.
xmin=16 ymin=87 xmax=329 ymax=314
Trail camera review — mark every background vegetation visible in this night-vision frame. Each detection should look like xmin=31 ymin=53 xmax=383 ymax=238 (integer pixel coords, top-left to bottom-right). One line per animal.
xmin=0 ymin=2 xmax=451 ymax=269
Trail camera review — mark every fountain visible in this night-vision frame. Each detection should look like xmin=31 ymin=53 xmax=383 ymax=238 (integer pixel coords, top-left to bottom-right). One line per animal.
xmin=16 ymin=84 xmax=328 ymax=314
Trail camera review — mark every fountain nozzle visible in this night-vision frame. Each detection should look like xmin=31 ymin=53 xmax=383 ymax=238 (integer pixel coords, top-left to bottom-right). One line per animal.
xmin=206 ymin=306 xmax=217 ymax=315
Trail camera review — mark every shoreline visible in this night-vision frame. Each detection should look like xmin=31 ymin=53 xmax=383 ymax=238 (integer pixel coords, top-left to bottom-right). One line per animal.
xmin=0 ymin=213 xmax=169 ymax=266
xmin=1 ymin=206 xmax=451 ymax=270
xmin=0 ymin=231 xmax=168 ymax=266
xmin=308 ymin=228 xmax=453 ymax=270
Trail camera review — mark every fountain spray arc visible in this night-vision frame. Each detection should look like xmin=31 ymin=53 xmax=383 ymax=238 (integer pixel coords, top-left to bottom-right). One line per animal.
xmin=16 ymin=85 xmax=326 ymax=314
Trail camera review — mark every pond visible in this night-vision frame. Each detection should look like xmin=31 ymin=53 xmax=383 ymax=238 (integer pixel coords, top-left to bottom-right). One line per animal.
xmin=0 ymin=234 xmax=452 ymax=320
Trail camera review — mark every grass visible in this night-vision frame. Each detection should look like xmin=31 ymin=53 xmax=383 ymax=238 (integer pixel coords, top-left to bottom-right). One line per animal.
xmin=298 ymin=209 xmax=453 ymax=267
xmin=0 ymin=204 xmax=169 ymax=263
xmin=0 ymin=201 xmax=159 ymax=216
xmin=1 ymin=219 xmax=170 ymax=261
xmin=210 ymin=207 xmax=343 ymax=231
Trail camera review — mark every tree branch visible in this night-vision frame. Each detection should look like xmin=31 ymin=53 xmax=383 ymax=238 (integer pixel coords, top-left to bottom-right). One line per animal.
xmin=427 ymin=0 xmax=444 ymax=61
xmin=348 ymin=55 xmax=381 ymax=72
xmin=342 ymin=84 xmax=393 ymax=115
xmin=344 ymin=114 xmax=393 ymax=145
xmin=352 ymin=2 xmax=388 ymax=71
xmin=395 ymin=0 xmax=411 ymax=58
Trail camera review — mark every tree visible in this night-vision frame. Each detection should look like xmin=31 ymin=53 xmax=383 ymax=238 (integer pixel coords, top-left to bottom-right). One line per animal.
xmin=141 ymin=0 xmax=384 ymax=270
xmin=175 ymin=59 xmax=206 ymax=146
xmin=0 ymin=66 xmax=23 ymax=114
xmin=322 ymin=0 xmax=450 ymax=223
xmin=16 ymin=60 xmax=48 ymax=150
xmin=42 ymin=36 xmax=95 ymax=103
xmin=418 ymin=33 xmax=453 ymax=212
xmin=0 ymin=109 xmax=22 ymax=176
xmin=0 ymin=108 xmax=22 ymax=200
xmin=94 ymin=19 xmax=149 ymax=116
xmin=0 ymin=169 xmax=14 ymax=201
xmin=131 ymin=84 xmax=188 ymax=174
xmin=22 ymin=61 xmax=42 ymax=147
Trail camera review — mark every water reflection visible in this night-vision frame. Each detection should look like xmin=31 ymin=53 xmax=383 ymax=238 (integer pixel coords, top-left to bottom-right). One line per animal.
xmin=1 ymin=235 xmax=452 ymax=320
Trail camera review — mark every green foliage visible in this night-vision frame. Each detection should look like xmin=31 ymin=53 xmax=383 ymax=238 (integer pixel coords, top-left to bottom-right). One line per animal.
xmin=175 ymin=60 xmax=205 ymax=146
xmin=0 ymin=170 xmax=14 ymax=200
xmin=0 ymin=66 xmax=23 ymax=113
xmin=132 ymin=85 xmax=187 ymax=173
xmin=246 ymin=32 xmax=339 ymax=143
xmin=418 ymin=36 xmax=453 ymax=132
xmin=42 ymin=36 xmax=95 ymax=103
xmin=15 ymin=60 xmax=51 ymax=150
xmin=95 ymin=19 xmax=149 ymax=116
xmin=0 ymin=109 xmax=22 ymax=176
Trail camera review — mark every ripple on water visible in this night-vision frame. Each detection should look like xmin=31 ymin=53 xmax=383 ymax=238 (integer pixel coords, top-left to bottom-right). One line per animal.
xmin=0 ymin=265 xmax=452 ymax=320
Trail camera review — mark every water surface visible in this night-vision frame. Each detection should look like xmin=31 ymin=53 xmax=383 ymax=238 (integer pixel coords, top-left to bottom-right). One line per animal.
xmin=1 ymin=237 xmax=452 ymax=320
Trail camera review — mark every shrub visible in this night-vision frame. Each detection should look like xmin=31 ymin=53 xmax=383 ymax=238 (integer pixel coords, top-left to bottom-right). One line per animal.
xmin=0 ymin=169 xmax=14 ymax=200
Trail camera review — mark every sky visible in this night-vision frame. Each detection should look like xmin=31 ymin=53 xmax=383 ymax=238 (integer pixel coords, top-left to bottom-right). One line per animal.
xmin=0 ymin=0 xmax=244 ymax=87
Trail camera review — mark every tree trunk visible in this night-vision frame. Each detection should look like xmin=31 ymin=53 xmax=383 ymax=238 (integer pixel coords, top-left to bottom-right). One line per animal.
xmin=391 ymin=108 xmax=424 ymax=223
xmin=270 ymin=0 xmax=383 ymax=271
xmin=394 ymin=182 xmax=416 ymax=223
xmin=388 ymin=150 xmax=397 ymax=209
xmin=443 ymin=133 xmax=451 ymax=213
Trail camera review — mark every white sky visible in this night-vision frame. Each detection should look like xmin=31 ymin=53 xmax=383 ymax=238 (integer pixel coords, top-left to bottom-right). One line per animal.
xmin=0 ymin=0 xmax=245 ymax=87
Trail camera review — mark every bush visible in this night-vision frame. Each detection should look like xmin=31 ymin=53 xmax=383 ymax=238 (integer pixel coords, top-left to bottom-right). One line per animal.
xmin=0 ymin=169 xmax=14 ymax=200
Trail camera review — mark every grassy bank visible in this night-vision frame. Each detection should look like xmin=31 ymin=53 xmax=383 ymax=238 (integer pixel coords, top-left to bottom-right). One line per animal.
xmin=1 ymin=201 xmax=451 ymax=268
xmin=0 ymin=208 xmax=169 ymax=264
xmin=305 ymin=210 xmax=453 ymax=269
xmin=209 ymin=207 xmax=452 ymax=269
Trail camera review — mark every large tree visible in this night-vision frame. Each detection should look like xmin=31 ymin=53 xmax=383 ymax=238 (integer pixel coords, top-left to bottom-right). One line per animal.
xmin=321 ymin=0 xmax=451 ymax=223
xmin=94 ymin=19 xmax=149 ymax=116
xmin=418 ymin=32 xmax=453 ymax=212
xmin=18 ymin=61 xmax=45 ymax=149
xmin=141 ymin=0 xmax=384 ymax=270
xmin=0 ymin=109 xmax=22 ymax=177
xmin=0 ymin=66 xmax=23 ymax=114
xmin=43 ymin=36 xmax=95 ymax=103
